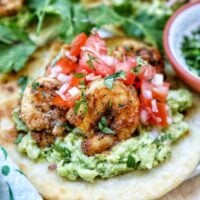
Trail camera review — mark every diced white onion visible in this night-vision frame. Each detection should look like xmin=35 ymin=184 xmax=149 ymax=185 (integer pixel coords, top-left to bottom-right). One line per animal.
xmin=151 ymin=100 xmax=158 ymax=113
xmin=65 ymin=50 xmax=77 ymax=62
xmin=151 ymin=74 xmax=163 ymax=86
xmin=156 ymin=117 xmax=162 ymax=122
xmin=59 ymin=83 xmax=70 ymax=93
xmin=48 ymin=66 xmax=62 ymax=78
xmin=85 ymin=73 xmax=101 ymax=81
xmin=143 ymin=90 xmax=152 ymax=99
xmin=56 ymin=91 xmax=67 ymax=101
xmin=149 ymin=129 xmax=159 ymax=139
xmin=68 ymin=87 xmax=81 ymax=97
xmin=57 ymin=73 xmax=72 ymax=83
xmin=140 ymin=109 xmax=148 ymax=124
xmin=167 ymin=117 xmax=172 ymax=124
xmin=153 ymin=86 xmax=166 ymax=94
xmin=51 ymin=66 xmax=62 ymax=74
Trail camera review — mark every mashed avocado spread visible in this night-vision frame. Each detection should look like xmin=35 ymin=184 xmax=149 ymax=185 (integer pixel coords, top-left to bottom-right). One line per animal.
xmin=15 ymin=89 xmax=192 ymax=182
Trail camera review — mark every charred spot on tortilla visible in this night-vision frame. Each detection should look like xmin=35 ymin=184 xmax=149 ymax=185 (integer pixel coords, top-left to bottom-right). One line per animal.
xmin=0 ymin=0 xmax=24 ymax=16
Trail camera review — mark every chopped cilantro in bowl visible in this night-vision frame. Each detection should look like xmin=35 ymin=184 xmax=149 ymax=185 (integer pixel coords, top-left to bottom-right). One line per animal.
xmin=181 ymin=27 xmax=200 ymax=77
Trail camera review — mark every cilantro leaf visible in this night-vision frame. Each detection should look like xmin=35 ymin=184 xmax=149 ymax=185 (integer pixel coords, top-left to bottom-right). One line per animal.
xmin=98 ymin=116 xmax=115 ymax=135
xmin=104 ymin=71 xmax=126 ymax=89
xmin=87 ymin=5 xmax=124 ymax=27
xmin=74 ymin=92 xmax=88 ymax=114
xmin=74 ymin=73 xmax=85 ymax=78
xmin=0 ymin=23 xmax=36 ymax=73
xmin=12 ymin=110 xmax=28 ymax=132
xmin=126 ymin=155 xmax=136 ymax=168
xmin=86 ymin=54 xmax=98 ymax=70
xmin=17 ymin=76 xmax=28 ymax=92
xmin=14 ymin=133 xmax=24 ymax=144
xmin=32 ymin=82 xmax=40 ymax=89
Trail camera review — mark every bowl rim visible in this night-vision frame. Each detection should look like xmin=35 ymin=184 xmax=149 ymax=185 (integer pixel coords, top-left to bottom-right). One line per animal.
xmin=163 ymin=1 xmax=200 ymax=85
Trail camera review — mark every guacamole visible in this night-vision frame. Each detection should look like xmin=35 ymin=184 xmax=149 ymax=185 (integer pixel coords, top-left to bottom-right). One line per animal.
xmin=16 ymin=89 xmax=192 ymax=182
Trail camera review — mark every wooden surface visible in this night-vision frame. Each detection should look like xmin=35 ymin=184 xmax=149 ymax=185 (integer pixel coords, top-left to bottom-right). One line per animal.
xmin=160 ymin=175 xmax=200 ymax=200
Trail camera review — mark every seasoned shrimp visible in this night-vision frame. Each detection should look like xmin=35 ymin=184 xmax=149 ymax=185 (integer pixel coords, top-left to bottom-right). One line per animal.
xmin=67 ymin=79 xmax=140 ymax=155
xmin=20 ymin=77 xmax=68 ymax=146
xmin=0 ymin=0 xmax=24 ymax=16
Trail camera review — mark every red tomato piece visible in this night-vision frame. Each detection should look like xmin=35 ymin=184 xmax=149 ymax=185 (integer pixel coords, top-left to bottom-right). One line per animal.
xmin=138 ymin=65 xmax=156 ymax=81
xmin=70 ymin=76 xmax=84 ymax=87
xmin=79 ymin=34 xmax=115 ymax=77
xmin=55 ymin=57 xmax=78 ymax=74
xmin=154 ymin=102 xmax=168 ymax=127
xmin=115 ymin=61 xmax=136 ymax=85
xmin=52 ymin=95 xmax=74 ymax=109
xmin=70 ymin=33 xmax=88 ymax=57
xmin=140 ymin=81 xmax=153 ymax=107
xmin=84 ymin=33 xmax=107 ymax=54
xmin=152 ymin=83 xmax=169 ymax=102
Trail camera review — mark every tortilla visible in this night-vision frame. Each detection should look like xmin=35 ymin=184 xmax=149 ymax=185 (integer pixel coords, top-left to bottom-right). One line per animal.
xmin=0 ymin=38 xmax=200 ymax=200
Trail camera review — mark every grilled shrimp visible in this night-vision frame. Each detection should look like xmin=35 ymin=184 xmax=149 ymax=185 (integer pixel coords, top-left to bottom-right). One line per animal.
xmin=20 ymin=77 xmax=68 ymax=146
xmin=67 ymin=79 xmax=140 ymax=155
xmin=0 ymin=0 xmax=24 ymax=16
xmin=112 ymin=45 xmax=163 ymax=72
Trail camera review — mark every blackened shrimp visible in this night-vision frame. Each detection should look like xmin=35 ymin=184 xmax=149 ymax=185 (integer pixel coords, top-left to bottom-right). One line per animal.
xmin=20 ymin=77 xmax=68 ymax=146
xmin=67 ymin=79 xmax=140 ymax=155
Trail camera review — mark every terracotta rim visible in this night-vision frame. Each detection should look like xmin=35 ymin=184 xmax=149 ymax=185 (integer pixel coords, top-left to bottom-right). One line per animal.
xmin=163 ymin=1 xmax=200 ymax=89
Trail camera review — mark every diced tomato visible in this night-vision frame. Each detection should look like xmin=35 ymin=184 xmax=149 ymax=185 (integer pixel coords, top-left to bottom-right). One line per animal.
xmin=140 ymin=81 xmax=153 ymax=107
xmin=123 ymin=71 xmax=136 ymax=85
xmin=84 ymin=34 xmax=107 ymax=55
xmin=70 ymin=76 xmax=84 ymax=87
xmin=140 ymin=80 xmax=169 ymax=127
xmin=52 ymin=86 xmax=81 ymax=109
xmin=79 ymin=34 xmax=116 ymax=77
xmin=138 ymin=65 xmax=156 ymax=81
xmin=52 ymin=95 xmax=74 ymax=109
xmin=152 ymin=83 xmax=169 ymax=102
xmin=115 ymin=61 xmax=136 ymax=85
xmin=54 ymin=57 xmax=78 ymax=74
xmin=70 ymin=33 xmax=88 ymax=57
xmin=154 ymin=102 xmax=168 ymax=127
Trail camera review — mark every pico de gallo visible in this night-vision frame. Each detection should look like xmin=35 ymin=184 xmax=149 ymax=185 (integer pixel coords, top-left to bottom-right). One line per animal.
xmin=47 ymin=32 xmax=170 ymax=127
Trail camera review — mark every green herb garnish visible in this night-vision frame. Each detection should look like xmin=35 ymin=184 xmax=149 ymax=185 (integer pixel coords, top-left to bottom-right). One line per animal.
xmin=126 ymin=154 xmax=136 ymax=168
xmin=98 ymin=116 xmax=115 ymax=135
xmin=31 ymin=82 xmax=40 ymax=89
xmin=52 ymin=144 xmax=71 ymax=160
xmin=181 ymin=27 xmax=200 ymax=76
xmin=14 ymin=133 xmax=24 ymax=144
xmin=17 ymin=76 xmax=28 ymax=92
xmin=74 ymin=73 xmax=85 ymax=78
xmin=104 ymin=71 xmax=126 ymax=89
xmin=86 ymin=54 xmax=98 ymax=70
xmin=74 ymin=92 xmax=88 ymax=114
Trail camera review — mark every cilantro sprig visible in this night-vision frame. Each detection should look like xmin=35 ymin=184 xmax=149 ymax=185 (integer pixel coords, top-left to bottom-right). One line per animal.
xmin=98 ymin=116 xmax=115 ymax=135
xmin=86 ymin=54 xmax=99 ymax=70
xmin=74 ymin=92 xmax=88 ymax=114
xmin=104 ymin=71 xmax=126 ymax=89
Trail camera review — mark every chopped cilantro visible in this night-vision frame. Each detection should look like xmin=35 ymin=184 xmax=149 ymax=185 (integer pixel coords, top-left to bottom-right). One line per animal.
xmin=104 ymin=71 xmax=126 ymax=89
xmin=52 ymin=144 xmax=71 ymax=160
xmin=31 ymin=82 xmax=40 ymax=89
xmin=126 ymin=155 xmax=136 ymax=168
xmin=74 ymin=92 xmax=88 ymax=114
xmin=98 ymin=116 xmax=115 ymax=135
xmin=17 ymin=76 xmax=28 ymax=92
xmin=14 ymin=133 xmax=24 ymax=144
xmin=86 ymin=54 xmax=98 ymax=70
xmin=74 ymin=73 xmax=85 ymax=78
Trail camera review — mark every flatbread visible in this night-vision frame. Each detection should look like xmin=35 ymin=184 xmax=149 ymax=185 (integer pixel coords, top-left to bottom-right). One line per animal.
xmin=0 ymin=39 xmax=200 ymax=200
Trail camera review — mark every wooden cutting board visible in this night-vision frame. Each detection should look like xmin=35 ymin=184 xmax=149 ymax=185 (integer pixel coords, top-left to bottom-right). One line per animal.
xmin=160 ymin=175 xmax=200 ymax=200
